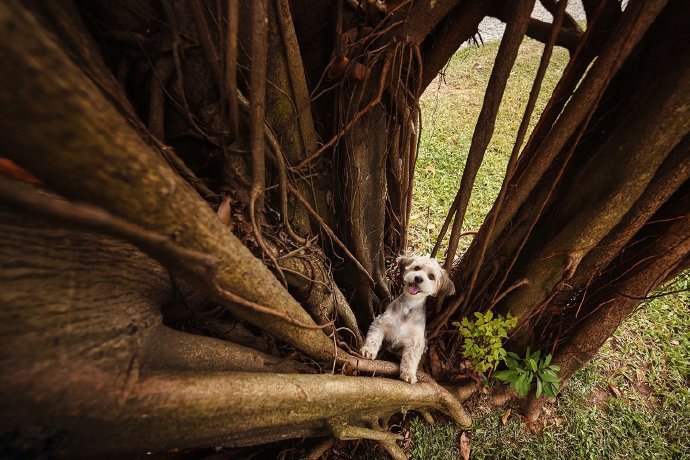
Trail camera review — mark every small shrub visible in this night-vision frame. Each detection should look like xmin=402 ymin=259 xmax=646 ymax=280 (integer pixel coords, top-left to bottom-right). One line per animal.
xmin=453 ymin=311 xmax=518 ymax=374
xmin=494 ymin=348 xmax=561 ymax=398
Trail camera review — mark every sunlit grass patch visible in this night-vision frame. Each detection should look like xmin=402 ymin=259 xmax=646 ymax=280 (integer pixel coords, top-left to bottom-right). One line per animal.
xmin=409 ymin=38 xmax=568 ymax=257
xmin=407 ymin=35 xmax=689 ymax=459
xmin=409 ymin=418 xmax=460 ymax=460
xmin=408 ymin=288 xmax=689 ymax=460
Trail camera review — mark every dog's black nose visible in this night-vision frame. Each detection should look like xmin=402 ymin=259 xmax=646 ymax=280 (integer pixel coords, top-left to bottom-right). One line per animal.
xmin=414 ymin=275 xmax=423 ymax=284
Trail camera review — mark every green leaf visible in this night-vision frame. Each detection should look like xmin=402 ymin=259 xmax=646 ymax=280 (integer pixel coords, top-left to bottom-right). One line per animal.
xmin=540 ymin=370 xmax=559 ymax=383
xmin=518 ymin=374 xmax=532 ymax=397
xmin=485 ymin=310 xmax=493 ymax=321
xmin=547 ymin=382 xmax=558 ymax=397
xmin=529 ymin=359 xmax=537 ymax=372
xmin=536 ymin=378 xmax=543 ymax=398
xmin=514 ymin=373 xmax=528 ymax=396
xmin=505 ymin=357 xmax=518 ymax=369
xmin=548 ymin=365 xmax=560 ymax=372
xmin=525 ymin=371 xmax=534 ymax=387
xmin=507 ymin=351 xmax=520 ymax=360
xmin=543 ymin=354 xmax=552 ymax=368
xmin=531 ymin=349 xmax=541 ymax=363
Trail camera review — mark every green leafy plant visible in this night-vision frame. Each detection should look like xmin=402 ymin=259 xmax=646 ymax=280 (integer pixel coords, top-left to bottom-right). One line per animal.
xmin=453 ymin=311 xmax=518 ymax=374
xmin=494 ymin=348 xmax=561 ymax=398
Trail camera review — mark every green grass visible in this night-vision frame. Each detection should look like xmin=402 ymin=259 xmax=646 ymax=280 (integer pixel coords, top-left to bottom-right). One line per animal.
xmin=406 ymin=288 xmax=690 ymax=460
xmin=406 ymin=39 xmax=690 ymax=460
xmin=409 ymin=39 xmax=568 ymax=256
xmin=409 ymin=418 xmax=461 ymax=460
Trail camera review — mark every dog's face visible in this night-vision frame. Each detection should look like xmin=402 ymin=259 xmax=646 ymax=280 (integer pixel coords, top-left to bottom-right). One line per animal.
xmin=397 ymin=255 xmax=455 ymax=298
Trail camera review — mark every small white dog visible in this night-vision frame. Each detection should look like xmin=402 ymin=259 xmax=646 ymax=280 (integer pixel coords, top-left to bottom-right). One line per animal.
xmin=360 ymin=255 xmax=455 ymax=383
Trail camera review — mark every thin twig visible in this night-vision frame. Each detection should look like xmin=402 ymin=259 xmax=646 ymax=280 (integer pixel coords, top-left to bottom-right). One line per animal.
xmin=156 ymin=142 xmax=216 ymax=199
xmin=214 ymin=286 xmax=335 ymax=330
xmin=0 ymin=177 xmax=216 ymax=274
xmin=486 ymin=278 xmax=529 ymax=311
xmin=277 ymin=235 xmax=317 ymax=260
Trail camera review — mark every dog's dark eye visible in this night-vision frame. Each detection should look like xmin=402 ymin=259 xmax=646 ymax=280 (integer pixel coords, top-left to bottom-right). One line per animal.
xmin=413 ymin=266 xmax=421 ymax=271
xmin=428 ymin=274 xmax=436 ymax=280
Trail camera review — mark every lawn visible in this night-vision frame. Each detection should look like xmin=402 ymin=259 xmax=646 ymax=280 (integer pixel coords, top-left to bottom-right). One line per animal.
xmin=401 ymin=38 xmax=690 ymax=459
xmin=409 ymin=38 xmax=567 ymax=256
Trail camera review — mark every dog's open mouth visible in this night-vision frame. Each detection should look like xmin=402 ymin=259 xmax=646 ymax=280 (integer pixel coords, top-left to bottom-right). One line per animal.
xmin=407 ymin=283 xmax=420 ymax=295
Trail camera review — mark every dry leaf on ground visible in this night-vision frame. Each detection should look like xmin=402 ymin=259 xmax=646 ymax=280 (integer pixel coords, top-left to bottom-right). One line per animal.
xmin=216 ymin=196 xmax=232 ymax=228
xmin=460 ymin=431 xmax=470 ymax=460
xmin=608 ymin=381 xmax=622 ymax=398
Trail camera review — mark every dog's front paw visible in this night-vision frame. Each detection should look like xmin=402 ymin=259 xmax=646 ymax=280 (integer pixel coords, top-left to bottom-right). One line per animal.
xmin=400 ymin=370 xmax=418 ymax=384
xmin=360 ymin=345 xmax=378 ymax=360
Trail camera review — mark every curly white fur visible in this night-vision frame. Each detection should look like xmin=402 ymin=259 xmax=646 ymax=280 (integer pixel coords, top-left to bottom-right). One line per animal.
xmin=360 ymin=255 xmax=455 ymax=383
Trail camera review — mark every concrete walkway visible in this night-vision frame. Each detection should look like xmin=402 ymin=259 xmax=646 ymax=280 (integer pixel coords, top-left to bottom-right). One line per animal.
xmin=475 ymin=1 xmax=586 ymax=44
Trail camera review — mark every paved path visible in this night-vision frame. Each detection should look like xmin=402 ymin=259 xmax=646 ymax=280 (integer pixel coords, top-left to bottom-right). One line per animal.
xmin=475 ymin=1 xmax=586 ymax=44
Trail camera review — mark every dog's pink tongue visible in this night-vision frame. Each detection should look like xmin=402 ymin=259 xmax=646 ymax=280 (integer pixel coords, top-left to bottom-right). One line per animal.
xmin=407 ymin=285 xmax=420 ymax=295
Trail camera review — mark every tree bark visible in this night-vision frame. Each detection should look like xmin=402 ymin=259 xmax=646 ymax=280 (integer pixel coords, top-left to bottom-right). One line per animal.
xmin=0 ymin=0 xmax=342 ymax=362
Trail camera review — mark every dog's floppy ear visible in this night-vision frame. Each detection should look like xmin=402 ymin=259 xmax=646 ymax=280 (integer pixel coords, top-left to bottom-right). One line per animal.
xmin=396 ymin=254 xmax=415 ymax=270
xmin=437 ymin=269 xmax=456 ymax=297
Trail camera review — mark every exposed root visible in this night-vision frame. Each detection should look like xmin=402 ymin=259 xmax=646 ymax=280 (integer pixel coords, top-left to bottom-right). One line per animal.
xmin=329 ymin=423 xmax=402 ymax=442
xmin=303 ymin=438 xmax=334 ymax=460
xmin=459 ymin=0 xmax=567 ymax=314
xmin=225 ymin=0 xmax=239 ymax=142
xmin=141 ymin=325 xmax=310 ymax=374
xmin=0 ymin=178 xmax=332 ymax=333
xmin=379 ymin=440 xmax=408 ymax=460
xmin=148 ymin=57 xmax=174 ymax=140
xmin=440 ymin=0 xmax=535 ymax=272
xmin=418 ymin=410 xmax=434 ymax=424
xmin=288 ymin=183 xmax=376 ymax=287
xmin=343 ymin=356 xmax=474 ymax=427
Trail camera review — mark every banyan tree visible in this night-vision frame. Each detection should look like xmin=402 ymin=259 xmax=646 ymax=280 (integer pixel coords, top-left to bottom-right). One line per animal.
xmin=0 ymin=0 xmax=687 ymax=457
